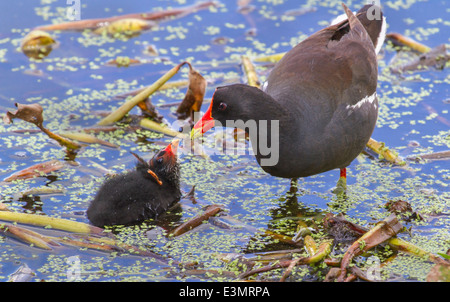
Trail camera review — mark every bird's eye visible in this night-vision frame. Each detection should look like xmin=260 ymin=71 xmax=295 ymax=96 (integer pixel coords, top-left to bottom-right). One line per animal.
xmin=218 ymin=102 xmax=227 ymax=111
xmin=156 ymin=157 xmax=163 ymax=164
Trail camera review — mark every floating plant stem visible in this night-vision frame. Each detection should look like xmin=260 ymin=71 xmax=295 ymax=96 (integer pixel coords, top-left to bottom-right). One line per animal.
xmin=366 ymin=138 xmax=406 ymax=166
xmin=0 ymin=211 xmax=104 ymax=235
xmin=175 ymin=62 xmax=207 ymax=120
xmin=337 ymin=214 xmax=403 ymax=282
xmin=303 ymin=235 xmax=318 ymax=256
xmin=279 ymin=239 xmax=332 ymax=281
xmin=4 ymin=103 xmax=81 ymax=150
xmin=388 ymin=237 xmax=449 ymax=266
xmin=98 ymin=62 xmax=188 ymax=126
xmin=0 ymin=223 xmax=60 ymax=250
xmin=386 ymin=33 xmax=431 ymax=54
xmin=34 ymin=2 xmax=217 ymax=32
xmin=39 ymin=127 xmax=82 ymax=150
xmin=20 ymin=30 xmax=56 ymax=59
xmin=241 ymin=56 xmax=261 ymax=88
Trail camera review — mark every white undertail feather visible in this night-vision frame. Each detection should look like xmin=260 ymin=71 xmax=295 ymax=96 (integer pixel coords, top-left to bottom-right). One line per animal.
xmin=375 ymin=16 xmax=387 ymax=54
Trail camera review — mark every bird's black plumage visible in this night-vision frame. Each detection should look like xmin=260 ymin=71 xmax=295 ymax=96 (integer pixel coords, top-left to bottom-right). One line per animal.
xmin=192 ymin=4 xmax=384 ymax=180
xmin=87 ymin=141 xmax=181 ymax=227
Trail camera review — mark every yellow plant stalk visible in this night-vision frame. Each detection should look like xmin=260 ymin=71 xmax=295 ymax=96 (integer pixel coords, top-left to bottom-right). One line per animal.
xmin=366 ymin=138 xmax=406 ymax=166
xmin=388 ymin=237 xmax=449 ymax=265
xmin=241 ymin=56 xmax=261 ymax=88
xmin=0 ymin=211 xmax=103 ymax=234
xmin=60 ymin=132 xmax=118 ymax=148
xmin=139 ymin=118 xmax=182 ymax=137
xmin=386 ymin=33 xmax=431 ymax=54
xmin=253 ymin=52 xmax=286 ymax=63
xmin=98 ymin=62 xmax=187 ymax=126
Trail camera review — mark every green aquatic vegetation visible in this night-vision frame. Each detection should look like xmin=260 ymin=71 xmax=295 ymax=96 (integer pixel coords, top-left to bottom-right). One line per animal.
xmin=0 ymin=0 xmax=448 ymax=282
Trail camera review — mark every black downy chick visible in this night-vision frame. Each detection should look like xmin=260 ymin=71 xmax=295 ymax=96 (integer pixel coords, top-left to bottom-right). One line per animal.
xmin=87 ymin=139 xmax=181 ymax=227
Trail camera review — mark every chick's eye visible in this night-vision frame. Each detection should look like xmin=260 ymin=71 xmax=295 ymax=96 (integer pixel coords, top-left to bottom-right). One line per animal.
xmin=218 ymin=102 xmax=227 ymax=111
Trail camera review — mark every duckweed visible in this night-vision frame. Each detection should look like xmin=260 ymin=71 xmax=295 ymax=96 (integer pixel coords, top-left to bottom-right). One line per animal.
xmin=0 ymin=0 xmax=448 ymax=282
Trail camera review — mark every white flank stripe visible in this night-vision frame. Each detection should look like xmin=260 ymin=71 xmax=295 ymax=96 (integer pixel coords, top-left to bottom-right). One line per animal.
xmin=346 ymin=92 xmax=377 ymax=111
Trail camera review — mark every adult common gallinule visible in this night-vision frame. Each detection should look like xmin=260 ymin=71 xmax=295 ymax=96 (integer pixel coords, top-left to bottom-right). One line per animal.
xmin=87 ymin=139 xmax=181 ymax=227
xmin=191 ymin=4 xmax=384 ymax=185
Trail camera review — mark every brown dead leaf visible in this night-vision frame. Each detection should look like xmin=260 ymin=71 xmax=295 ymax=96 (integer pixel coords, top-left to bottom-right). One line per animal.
xmin=176 ymin=63 xmax=207 ymax=120
xmin=4 ymin=103 xmax=44 ymax=128
xmin=4 ymin=103 xmax=81 ymax=150
xmin=3 ymin=159 xmax=64 ymax=182
xmin=427 ymin=249 xmax=450 ymax=282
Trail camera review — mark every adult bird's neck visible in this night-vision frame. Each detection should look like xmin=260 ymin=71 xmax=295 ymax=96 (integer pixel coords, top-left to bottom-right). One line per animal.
xmin=230 ymin=85 xmax=294 ymax=170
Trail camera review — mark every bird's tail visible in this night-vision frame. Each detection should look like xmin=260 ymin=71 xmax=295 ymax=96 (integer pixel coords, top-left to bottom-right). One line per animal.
xmin=336 ymin=3 xmax=385 ymax=54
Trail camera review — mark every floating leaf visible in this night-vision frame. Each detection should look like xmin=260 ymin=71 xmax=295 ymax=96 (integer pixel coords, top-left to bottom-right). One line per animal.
xmin=239 ymin=239 xmax=332 ymax=280
xmin=4 ymin=103 xmax=81 ymax=150
xmin=176 ymin=62 xmax=207 ymax=120
xmin=3 ymin=159 xmax=64 ymax=182
xmin=169 ymin=204 xmax=223 ymax=237
xmin=136 ymin=98 xmax=161 ymax=120
xmin=4 ymin=103 xmax=44 ymax=128
xmin=384 ymin=199 xmax=423 ymax=222
xmin=254 ymin=52 xmax=285 ymax=63
xmin=427 ymin=262 xmax=450 ymax=282
xmin=386 ymin=32 xmax=431 ymax=53
xmin=94 ymin=18 xmax=154 ymax=37
xmin=279 ymin=239 xmax=332 ymax=281
xmin=337 ymin=214 xmax=403 ymax=282
xmin=303 ymin=235 xmax=318 ymax=256
xmin=392 ymin=44 xmax=450 ymax=74
xmin=20 ymin=30 xmax=56 ymax=59
xmin=22 ymin=186 xmax=66 ymax=196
